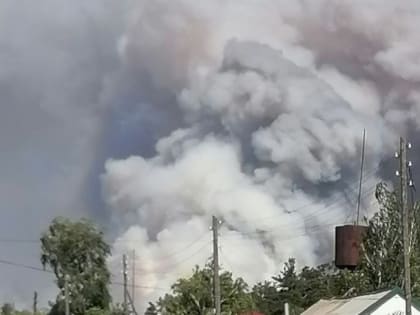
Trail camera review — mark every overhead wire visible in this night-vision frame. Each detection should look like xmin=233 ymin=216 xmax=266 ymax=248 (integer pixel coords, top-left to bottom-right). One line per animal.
xmin=220 ymin=199 xmax=380 ymax=247
xmin=0 ymin=258 xmax=168 ymax=291
xmin=131 ymin=232 xmax=210 ymax=262
xmin=132 ymin=240 xmax=212 ymax=275
xmin=220 ymin=194 xmax=380 ymax=243
xmin=0 ymin=235 xmax=213 ymax=279
xmin=241 ymin=166 xmax=381 ymax=227
xmin=219 ymin=246 xmax=235 ymax=272
xmin=220 ymin=184 xmax=378 ymax=240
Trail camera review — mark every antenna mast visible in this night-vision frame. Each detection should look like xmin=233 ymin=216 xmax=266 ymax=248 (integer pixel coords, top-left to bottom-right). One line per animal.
xmin=356 ymin=129 xmax=366 ymax=225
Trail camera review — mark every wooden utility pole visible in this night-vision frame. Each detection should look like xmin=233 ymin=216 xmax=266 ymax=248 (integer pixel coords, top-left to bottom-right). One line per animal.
xmin=212 ymin=216 xmax=221 ymax=315
xmin=132 ymin=250 xmax=136 ymax=307
xmin=398 ymin=137 xmax=412 ymax=315
xmin=64 ymin=275 xmax=70 ymax=315
xmin=33 ymin=291 xmax=37 ymax=315
xmin=123 ymin=254 xmax=128 ymax=315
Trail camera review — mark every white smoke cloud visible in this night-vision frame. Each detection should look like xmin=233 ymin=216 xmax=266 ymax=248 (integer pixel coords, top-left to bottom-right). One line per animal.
xmin=104 ymin=135 xmax=319 ymax=308
xmin=102 ymin=1 xmax=416 ymax=311
xmin=2 ymin=0 xmax=420 ymax=313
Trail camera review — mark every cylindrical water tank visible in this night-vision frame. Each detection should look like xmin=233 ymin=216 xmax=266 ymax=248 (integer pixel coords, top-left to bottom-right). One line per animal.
xmin=335 ymin=225 xmax=368 ymax=270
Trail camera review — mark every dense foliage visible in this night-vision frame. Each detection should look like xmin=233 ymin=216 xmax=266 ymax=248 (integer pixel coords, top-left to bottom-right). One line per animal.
xmin=146 ymin=263 xmax=255 ymax=315
xmin=358 ymin=183 xmax=420 ymax=294
xmin=0 ymin=303 xmax=45 ymax=315
xmin=40 ymin=218 xmax=112 ymax=315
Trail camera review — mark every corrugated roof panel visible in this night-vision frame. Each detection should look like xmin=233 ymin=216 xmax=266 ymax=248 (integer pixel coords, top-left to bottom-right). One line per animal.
xmin=301 ymin=290 xmax=391 ymax=315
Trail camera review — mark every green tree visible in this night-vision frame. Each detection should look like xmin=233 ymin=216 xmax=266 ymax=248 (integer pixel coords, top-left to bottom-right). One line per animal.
xmin=359 ymin=183 xmax=404 ymax=291
xmin=40 ymin=217 xmax=112 ymax=315
xmin=144 ymin=303 xmax=158 ymax=315
xmin=84 ymin=306 xmax=125 ymax=315
xmin=151 ymin=263 xmax=255 ymax=315
xmin=86 ymin=308 xmax=107 ymax=315
xmin=1 ymin=304 xmax=14 ymax=315
xmin=109 ymin=304 xmax=126 ymax=315
xmin=358 ymin=182 xmax=420 ymax=295
xmin=253 ymin=259 xmax=332 ymax=315
xmin=252 ymin=281 xmax=283 ymax=315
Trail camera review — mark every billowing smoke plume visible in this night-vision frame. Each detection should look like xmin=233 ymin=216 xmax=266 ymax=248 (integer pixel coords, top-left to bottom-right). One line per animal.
xmin=101 ymin=0 xmax=420 ymax=311
xmin=2 ymin=0 xmax=420 ymax=312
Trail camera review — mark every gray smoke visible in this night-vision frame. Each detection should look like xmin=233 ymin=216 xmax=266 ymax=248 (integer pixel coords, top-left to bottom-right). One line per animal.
xmin=0 ymin=0 xmax=128 ymax=308
xmin=103 ymin=0 xmax=420 ymax=311
xmin=1 ymin=0 xmax=420 ymax=312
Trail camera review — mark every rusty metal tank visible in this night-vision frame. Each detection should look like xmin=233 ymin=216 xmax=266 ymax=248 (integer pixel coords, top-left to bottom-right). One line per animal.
xmin=335 ymin=225 xmax=368 ymax=270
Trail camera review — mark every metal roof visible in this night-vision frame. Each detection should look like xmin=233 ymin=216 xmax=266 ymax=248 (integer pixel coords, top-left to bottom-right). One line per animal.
xmin=301 ymin=290 xmax=391 ymax=315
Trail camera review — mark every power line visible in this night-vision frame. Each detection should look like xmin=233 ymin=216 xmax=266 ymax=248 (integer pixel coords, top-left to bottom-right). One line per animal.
xmin=133 ymin=241 xmax=212 ymax=275
xmin=0 ymin=259 xmax=53 ymax=273
xmin=220 ymin=199 xmax=380 ymax=244
xmin=236 ymin=175 xmax=379 ymax=228
xmin=219 ymin=246 xmax=235 ymax=272
xmin=0 ymin=233 xmax=209 ymax=255
xmin=131 ymin=196 xmax=377 ymax=276
xmin=0 ymin=258 xmax=168 ymax=291
xmin=220 ymin=225 xmax=334 ymax=245
xmin=131 ymin=232 xmax=210 ymax=262
xmin=219 ymin=185 xmax=378 ymax=239
xmin=0 ymin=239 xmax=40 ymax=244
xmin=264 ymin=157 xmax=394 ymax=224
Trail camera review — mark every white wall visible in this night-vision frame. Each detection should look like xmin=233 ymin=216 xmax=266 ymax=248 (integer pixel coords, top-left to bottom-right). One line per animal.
xmin=371 ymin=295 xmax=420 ymax=315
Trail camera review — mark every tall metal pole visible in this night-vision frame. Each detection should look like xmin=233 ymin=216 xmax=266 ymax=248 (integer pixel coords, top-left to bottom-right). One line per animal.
xmin=356 ymin=129 xmax=366 ymax=225
xmin=399 ymin=137 xmax=412 ymax=315
xmin=284 ymin=302 xmax=290 ymax=315
xmin=126 ymin=288 xmax=139 ymax=315
xmin=123 ymin=254 xmax=128 ymax=315
xmin=64 ymin=275 xmax=70 ymax=315
xmin=212 ymin=216 xmax=221 ymax=315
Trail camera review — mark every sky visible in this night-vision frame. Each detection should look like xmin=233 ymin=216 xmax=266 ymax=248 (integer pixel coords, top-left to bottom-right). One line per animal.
xmin=1 ymin=0 xmax=420 ymax=312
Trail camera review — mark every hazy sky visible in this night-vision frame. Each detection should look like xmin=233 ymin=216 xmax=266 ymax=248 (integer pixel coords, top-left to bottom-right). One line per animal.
xmin=1 ymin=0 xmax=420 ymax=312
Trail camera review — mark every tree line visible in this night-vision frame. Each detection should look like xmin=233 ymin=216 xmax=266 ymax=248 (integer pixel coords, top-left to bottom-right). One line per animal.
xmin=2 ymin=183 xmax=419 ymax=315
